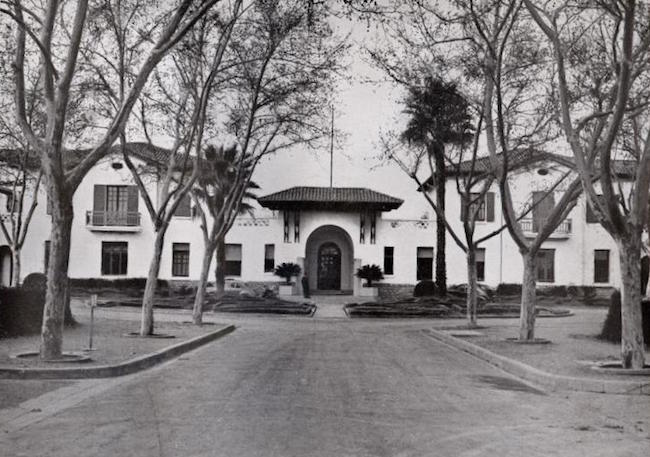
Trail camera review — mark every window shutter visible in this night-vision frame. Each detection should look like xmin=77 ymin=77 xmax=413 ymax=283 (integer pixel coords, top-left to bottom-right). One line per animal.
xmin=486 ymin=192 xmax=495 ymax=222
xmin=93 ymin=185 xmax=106 ymax=212
xmin=127 ymin=186 xmax=139 ymax=212
xmin=174 ymin=194 xmax=191 ymax=217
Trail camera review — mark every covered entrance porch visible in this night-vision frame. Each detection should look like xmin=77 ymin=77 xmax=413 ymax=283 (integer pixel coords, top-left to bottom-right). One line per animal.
xmin=304 ymin=225 xmax=357 ymax=295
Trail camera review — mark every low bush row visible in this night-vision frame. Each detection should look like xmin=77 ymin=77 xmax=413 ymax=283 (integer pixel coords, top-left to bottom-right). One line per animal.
xmin=0 ymin=287 xmax=46 ymax=337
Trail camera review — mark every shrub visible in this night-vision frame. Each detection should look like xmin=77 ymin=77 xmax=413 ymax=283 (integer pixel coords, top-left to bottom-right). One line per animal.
xmin=496 ymin=283 xmax=521 ymax=296
xmin=22 ymin=272 xmax=47 ymax=292
xmin=0 ymin=287 xmax=46 ymax=337
xmin=414 ymin=280 xmax=437 ymax=297
xmin=600 ymin=290 xmax=650 ymax=346
xmin=355 ymin=264 xmax=384 ymax=286
xmin=274 ymin=263 xmax=301 ymax=285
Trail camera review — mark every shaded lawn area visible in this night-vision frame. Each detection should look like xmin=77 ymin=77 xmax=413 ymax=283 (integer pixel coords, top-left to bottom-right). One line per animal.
xmin=0 ymin=317 xmax=216 ymax=369
xmin=345 ymin=297 xmax=572 ymax=318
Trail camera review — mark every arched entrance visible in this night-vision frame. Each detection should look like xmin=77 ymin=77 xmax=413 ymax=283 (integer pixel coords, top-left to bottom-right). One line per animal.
xmin=305 ymin=225 xmax=354 ymax=293
xmin=318 ymin=242 xmax=341 ymax=290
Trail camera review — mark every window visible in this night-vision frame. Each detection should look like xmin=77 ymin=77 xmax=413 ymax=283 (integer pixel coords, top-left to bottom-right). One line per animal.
xmin=225 ymin=244 xmax=242 ymax=276
xmin=44 ymin=241 xmax=50 ymax=273
xmin=172 ymin=243 xmax=190 ymax=277
xmin=476 ymin=248 xmax=486 ymax=282
xmin=92 ymin=185 xmax=138 ymax=226
xmin=101 ymin=242 xmax=128 ymax=275
xmin=461 ymin=192 xmax=495 ymax=222
xmin=416 ymin=247 xmax=434 ymax=281
xmin=594 ymin=250 xmax=610 ymax=283
xmin=532 ymin=191 xmax=555 ymax=232
xmin=174 ymin=194 xmax=192 ymax=217
xmin=586 ymin=195 xmax=605 ymax=223
xmin=384 ymin=246 xmax=394 ymax=275
xmin=264 ymin=244 xmax=275 ymax=272
xmin=536 ymin=249 xmax=555 ymax=283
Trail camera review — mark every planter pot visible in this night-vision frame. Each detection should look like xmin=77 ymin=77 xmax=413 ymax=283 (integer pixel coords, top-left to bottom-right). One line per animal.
xmin=359 ymin=286 xmax=379 ymax=297
xmin=278 ymin=284 xmax=296 ymax=296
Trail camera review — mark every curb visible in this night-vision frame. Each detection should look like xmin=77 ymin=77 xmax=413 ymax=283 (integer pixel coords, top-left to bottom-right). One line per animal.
xmin=0 ymin=325 xmax=235 ymax=380
xmin=425 ymin=328 xmax=650 ymax=396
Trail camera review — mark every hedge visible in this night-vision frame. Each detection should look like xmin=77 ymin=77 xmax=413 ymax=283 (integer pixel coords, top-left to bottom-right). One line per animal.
xmin=0 ymin=287 xmax=46 ymax=337
xmin=70 ymin=277 xmax=169 ymax=290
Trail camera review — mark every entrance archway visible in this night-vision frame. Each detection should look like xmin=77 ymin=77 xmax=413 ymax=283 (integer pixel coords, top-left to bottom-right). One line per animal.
xmin=305 ymin=225 xmax=354 ymax=293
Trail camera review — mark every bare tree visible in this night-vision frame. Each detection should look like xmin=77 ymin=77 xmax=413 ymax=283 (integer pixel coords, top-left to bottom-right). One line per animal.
xmin=4 ymin=0 xmax=223 ymax=359
xmin=191 ymin=0 xmax=347 ymax=323
xmin=372 ymin=1 xmax=582 ymax=339
xmin=524 ymin=0 xmax=650 ymax=368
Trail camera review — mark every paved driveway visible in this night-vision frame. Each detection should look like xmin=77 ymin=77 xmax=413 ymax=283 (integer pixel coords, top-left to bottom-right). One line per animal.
xmin=1 ymin=316 xmax=649 ymax=456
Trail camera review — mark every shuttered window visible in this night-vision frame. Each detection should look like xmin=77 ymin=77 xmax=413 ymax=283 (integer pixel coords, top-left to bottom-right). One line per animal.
xmin=586 ymin=195 xmax=605 ymax=223
xmin=174 ymin=194 xmax=192 ymax=217
xmin=461 ymin=192 xmax=495 ymax=222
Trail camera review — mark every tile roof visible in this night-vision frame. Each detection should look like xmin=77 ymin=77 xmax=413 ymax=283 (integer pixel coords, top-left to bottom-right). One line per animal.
xmin=257 ymin=186 xmax=403 ymax=211
xmin=0 ymin=142 xmax=177 ymax=171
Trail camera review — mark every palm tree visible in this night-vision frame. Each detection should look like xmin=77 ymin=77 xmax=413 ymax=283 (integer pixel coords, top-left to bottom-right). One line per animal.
xmin=401 ymin=76 xmax=473 ymax=295
xmin=191 ymin=144 xmax=259 ymax=324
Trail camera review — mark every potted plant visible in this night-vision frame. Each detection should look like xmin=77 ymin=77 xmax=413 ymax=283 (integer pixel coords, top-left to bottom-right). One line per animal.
xmin=274 ymin=262 xmax=301 ymax=295
xmin=356 ymin=264 xmax=383 ymax=297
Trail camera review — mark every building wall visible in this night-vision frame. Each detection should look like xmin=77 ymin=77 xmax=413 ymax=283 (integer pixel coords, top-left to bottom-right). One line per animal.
xmin=0 ymin=154 xmax=630 ymax=290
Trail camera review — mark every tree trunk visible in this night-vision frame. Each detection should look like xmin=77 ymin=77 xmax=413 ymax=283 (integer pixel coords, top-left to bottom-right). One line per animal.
xmin=519 ymin=252 xmax=537 ymax=341
xmin=215 ymin=234 xmax=226 ymax=298
xmin=12 ymin=248 xmax=21 ymax=287
xmin=140 ymin=228 xmax=166 ymax=336
xmin=435 ymin=149 xmax=447 ymax=295
xmin=39 ymin=195 xmax=74 ymax=360
xmin=618 ymin=238 xmax=646 ymax=369
xmin=193 ymin=240 xmax=216 ymax=325
xmin=466 ymin=247 xmax=478 ymax=328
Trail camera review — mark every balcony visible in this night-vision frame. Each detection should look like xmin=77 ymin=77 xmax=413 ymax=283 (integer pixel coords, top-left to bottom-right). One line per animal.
xmin=86 ymin=211 xmax=141 ymax=232
xmin=519 ymin=218 xmax=571 ymax=239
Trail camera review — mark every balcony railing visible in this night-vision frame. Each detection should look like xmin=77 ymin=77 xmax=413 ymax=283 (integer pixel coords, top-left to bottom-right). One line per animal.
xmin=519 ymin=218 xmax=571 ymax=238
xmin=86 ymin=211 xmax=141 ymax=231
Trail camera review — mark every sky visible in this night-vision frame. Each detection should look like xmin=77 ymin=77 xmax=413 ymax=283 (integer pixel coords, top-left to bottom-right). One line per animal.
xmin=251 ymin=15 xmax=431 ymax=220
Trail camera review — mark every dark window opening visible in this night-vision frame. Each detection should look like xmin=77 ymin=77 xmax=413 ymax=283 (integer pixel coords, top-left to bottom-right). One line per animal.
xmin=594 ymin=249 xmax=610 ymax=283
xmin=417 ymin=247 xmax=434 ymax=281
xmin=101 ymin=242 xmax=128 ymax=275
xmin=264 ymin=244 xmax=275 ymax=272
xmin=476 ymin=248 xmax=485 ymax=282
xmin=384 ymin=246 xmax=394 ymax=275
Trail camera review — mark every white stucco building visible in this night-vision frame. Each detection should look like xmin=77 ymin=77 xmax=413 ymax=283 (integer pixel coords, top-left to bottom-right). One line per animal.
xmin=0 ymin=144 xmax=634 ymax=295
